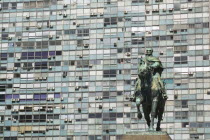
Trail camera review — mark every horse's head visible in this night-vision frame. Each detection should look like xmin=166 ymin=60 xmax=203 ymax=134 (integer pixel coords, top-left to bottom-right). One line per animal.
xmin=138 ymin=60 xmax=151 ymax=80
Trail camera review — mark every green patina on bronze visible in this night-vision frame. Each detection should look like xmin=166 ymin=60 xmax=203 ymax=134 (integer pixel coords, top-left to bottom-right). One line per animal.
xmin=132 ymin=48 xmax=168 ymax=131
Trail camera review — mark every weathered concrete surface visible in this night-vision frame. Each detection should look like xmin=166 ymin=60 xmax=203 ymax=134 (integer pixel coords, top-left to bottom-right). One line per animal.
xmin=118 ymin=131 xmax=172 ymax=140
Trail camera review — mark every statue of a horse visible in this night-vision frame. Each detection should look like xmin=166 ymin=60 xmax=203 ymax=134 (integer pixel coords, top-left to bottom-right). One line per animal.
xmin=135 ymin=59 xmax=166 ymax=131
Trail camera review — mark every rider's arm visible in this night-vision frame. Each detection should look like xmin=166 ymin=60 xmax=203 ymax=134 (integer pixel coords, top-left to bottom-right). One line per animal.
xmin=150 ymin=61 xmax=160 ymax=69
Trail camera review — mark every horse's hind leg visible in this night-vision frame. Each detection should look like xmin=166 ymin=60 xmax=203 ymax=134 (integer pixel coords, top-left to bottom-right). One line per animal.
xmin=149 ymin=97 xmax=158 ymax=131
xmin=156 ymin=100 xmax=166 ymax=131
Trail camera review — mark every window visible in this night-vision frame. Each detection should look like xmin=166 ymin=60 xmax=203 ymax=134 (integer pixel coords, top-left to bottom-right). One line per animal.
xmin=175 ymin=111 xmax=188 ymax=119
xmin=77 ymin=60 xmax=89 ymax=68
xmin=203 ymin=55 xmax=209 ymax=60
xmin=132 ymin=0 xmax=144 ymax=3
xmin=132 ymin=39 xmax=144 ymax=45
xmin=77 ymin=29 xmax=89 ymax=37
xmin=174 ymin=56 xmax=188 ymax=64
xmin=0 ymin=53 xmax=7 ymax=60
xmin=104 ymin=17 xmax=118 ymax=26
xmin=174 ymin=46 xmax=187 ymax=53
xmin=0 ymin=95 xmax=5 ymax=102
xmin=103 ymin=70 xmax=117 ymax=77
xmin=1 ymin=33 xmax=8 ymax=40
xmin=35 ymin=62 xmax=48 ymax=69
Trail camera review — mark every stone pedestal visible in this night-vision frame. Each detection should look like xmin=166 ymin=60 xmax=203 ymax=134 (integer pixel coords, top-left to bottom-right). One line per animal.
xmin=119 ymin=131 xmax=172 ymax=140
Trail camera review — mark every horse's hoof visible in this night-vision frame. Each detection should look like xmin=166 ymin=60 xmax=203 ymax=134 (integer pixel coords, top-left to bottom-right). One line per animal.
xmin=156 ymin=127 xmax=161 ymax=131
xmin=148 ymin=128 xmax=154 ymax=131
xmin=138 ymin=113 xmax=142 ymax=119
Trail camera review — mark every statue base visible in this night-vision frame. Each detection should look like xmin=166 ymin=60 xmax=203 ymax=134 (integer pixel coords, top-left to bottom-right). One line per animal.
xmin=119 ymin=131 xmax=172 ymax=140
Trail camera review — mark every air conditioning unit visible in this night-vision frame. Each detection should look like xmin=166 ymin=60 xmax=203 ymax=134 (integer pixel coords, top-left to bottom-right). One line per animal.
xmin=49 ymin=35 xmax=53 ymax=39
xmin=2 ymin=27 xmax=5 ymax=31
xmin=162 ymin=9 xmax=166 ymax=12
xmin=49 ymin=24 xmax=53 ymax=28
xmin=12 ymin=109 xmax=18 ymax=112
xmin=84 ymin=44 xmax=89 ymax=48
xmin=76 ymin=24 xmax=80 ymax=27
xmin=42 ymin=77 xmax=47 ymax=80
xmin=188 ymin=8 xmax=193 ymax=11
xmin=126 ymin=52 xmax=131 ymax=56
xmin=99 ymin=105 xmax=102 ymax=109
xmin=95 ymin=96 xmax=99 ymax=100
xmin=51 ymin=98 xmax=54 ymax=101
xmin=61 ymin=97 xmax=64 ymax=101
xmin=114 ymin=43 xmax=117 ymax=47
xmin=145 ymin=0 xmax=149 ymax=3
xmin=75 ymin=86 xmax=80 ymax=90
xmin=78 ymin=108 xmax=81 ymax=112
xmin=8 ymin=37 xmax=12 ymax=40
xmin=15 ymin=99 xmax=19 ymax=102
xmin=12 ymin=88 xmax=16 ymax=92
xmin=62 ymin=105 xmax=65 ymax=109
xmin=90 ymin=13 xmax=95 ymax=16
xmin=64 ymin=118 xmax=68 ymax=122
xmin=100 ymin=96 xmax=103 ymax=100
xmin=78 ymin=97 xmax=82 ymax=101
xmin=18 ymin=36 xmax=22 ymax=40
xmin=63 ymin=71 xmax=67 ymax=77
xmin=153 ymin=9 xmax=159 ymax=12
xmin=159 ymin=51 xmax=164 ymax=55
xmin=16 ymin=57 xmax=21 ymax=61
xmin=63 ymin=4 xmax=68 ymax=7
xmin=49 ymin=66 xmax=52 ymax=70
xmin=47 ymin=119 xmax=50 ymax=123
xmin=124 ymin=11 xmax=128 ymax=14
xmin=35 ymin=77 xmax=39 ymax=80
xmin=63 ymin=13 xmax=67 ymax=17
xmin=146 ymin=31 xmax=151 ymax=34
xmin=188 ymin=72 xmax=194 ymax=76
xmin=12 ymin=99 xmax=16 ymax=102
xmin=59 ymin=11 xmax=62 ymax=15
xmin=169 ymin=8 xmax=174 ymax=11
xmin=26 ymin=26 xmax=29 ymax=30
xmin=109 ymin=107 xmax=113 ymax=111
xmin=8 ymin=77 xmax=12 ymax=80
xmin=13 ymin=67 xmax=18 ymax=70
xmin=169 ymin=29 xmax=173 ymax=32
xmin=21 ymin=131 xmax=25 ymax=134
xmin=37 ymin=25 xmax=42 ymax=29
xmin=79 ymin=55 xmax=83 ymax=58
xmin=89 ymin=64 xmax=93 ymax=68
xmin=47 ymin=98 xmax=50 ymax=101
xmin=26 ymin=15 xmax=30 ymax=19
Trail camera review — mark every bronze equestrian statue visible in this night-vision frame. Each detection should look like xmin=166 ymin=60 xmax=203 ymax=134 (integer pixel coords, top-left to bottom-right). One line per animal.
xmin=133 ymin=48 xmax=168 ymax=131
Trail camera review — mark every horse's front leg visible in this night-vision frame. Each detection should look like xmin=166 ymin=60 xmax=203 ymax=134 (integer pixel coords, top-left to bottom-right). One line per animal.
xmin=149 ymin=97 xmax=158 ymax=131
xmin=136 ymin=94 xmax=143 ymax=119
